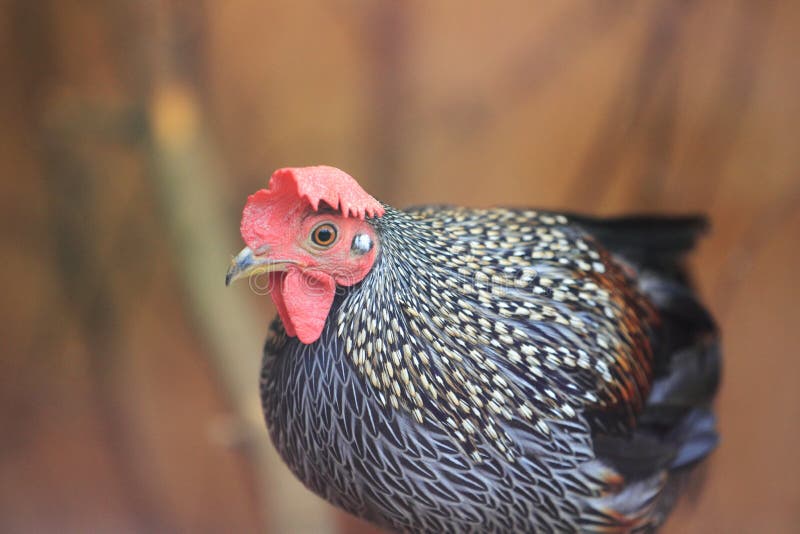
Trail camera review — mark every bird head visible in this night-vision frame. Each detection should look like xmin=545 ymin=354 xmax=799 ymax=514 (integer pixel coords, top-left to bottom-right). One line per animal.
xmin=226 ymin=166 xmax=385 ymax=344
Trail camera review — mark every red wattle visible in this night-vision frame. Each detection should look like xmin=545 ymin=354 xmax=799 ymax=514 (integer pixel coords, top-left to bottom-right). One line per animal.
xmin=272 ymin=269 xmax=336 ymax=344
xmin=268 ymin=272 xmax=296 ymax=338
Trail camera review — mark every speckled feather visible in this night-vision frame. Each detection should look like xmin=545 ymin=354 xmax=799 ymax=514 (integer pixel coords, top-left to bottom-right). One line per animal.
xmin=260 ymin=205 xmax=717 ymax=533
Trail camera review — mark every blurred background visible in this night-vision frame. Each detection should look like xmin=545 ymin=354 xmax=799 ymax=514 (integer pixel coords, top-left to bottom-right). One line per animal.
xmin=1 ymin=1 xmax=798 ymax=532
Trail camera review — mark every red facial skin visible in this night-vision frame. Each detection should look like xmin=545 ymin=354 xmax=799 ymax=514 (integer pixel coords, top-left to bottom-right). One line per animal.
xmin=239 ymin=166 xmax=383 ymax=344
xmin=257 ymin=211 xmax=378 ymax=344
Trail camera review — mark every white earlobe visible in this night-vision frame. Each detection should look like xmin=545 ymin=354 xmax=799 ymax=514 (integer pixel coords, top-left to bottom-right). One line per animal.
xmin=351 ymin=233 xmax=373 ymax=255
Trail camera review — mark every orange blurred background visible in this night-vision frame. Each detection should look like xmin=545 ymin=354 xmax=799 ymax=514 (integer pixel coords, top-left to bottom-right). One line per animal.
xmin=1 ymin=1 xmax=799 ymax=532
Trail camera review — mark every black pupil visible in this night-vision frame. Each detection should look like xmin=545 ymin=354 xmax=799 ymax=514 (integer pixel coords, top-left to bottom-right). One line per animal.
xmin=316 ymin=227 xmax=334 ymax=244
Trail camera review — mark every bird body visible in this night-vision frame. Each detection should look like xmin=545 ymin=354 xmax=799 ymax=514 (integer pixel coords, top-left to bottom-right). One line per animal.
xmin=228 ymin=166 xmax=720 ymax=533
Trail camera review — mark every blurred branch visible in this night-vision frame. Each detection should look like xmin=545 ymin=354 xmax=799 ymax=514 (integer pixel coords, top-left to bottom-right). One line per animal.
xmin=140 ymin=3 xmax=336 ymax=533
xmin=146 ymin=78 xmax=269 ymax=525
xmin=669 ymin=0 xmax=776 ymax=207
xmin=569 ymin=0 xmax=694 ymax=208
xmin=146 ymin=79 xmax=335 ymax=534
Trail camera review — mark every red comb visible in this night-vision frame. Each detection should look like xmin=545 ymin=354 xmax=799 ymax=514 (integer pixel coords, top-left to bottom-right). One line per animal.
xmin=241 ymin=166 xmax=384 ymax=247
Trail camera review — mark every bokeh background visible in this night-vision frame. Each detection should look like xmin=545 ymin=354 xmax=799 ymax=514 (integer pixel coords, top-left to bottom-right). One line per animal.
xmin=2 ymin=1 xmax=799 ymax=532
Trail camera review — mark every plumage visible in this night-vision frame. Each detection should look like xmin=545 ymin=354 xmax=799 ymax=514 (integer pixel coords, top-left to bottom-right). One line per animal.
xmin=228 ymin=166 xmax=720 ymax=533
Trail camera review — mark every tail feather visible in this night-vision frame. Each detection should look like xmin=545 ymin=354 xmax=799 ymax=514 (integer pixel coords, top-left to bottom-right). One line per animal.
xmin=641 ymin=340 xmax=721 ymax=427
xmin=667 ymin=408 xmax=719 ymax=470
xmin=582 ymin=213 xmax=720 ymax=531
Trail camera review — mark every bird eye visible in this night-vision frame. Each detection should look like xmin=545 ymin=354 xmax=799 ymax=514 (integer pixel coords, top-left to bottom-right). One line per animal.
xmin=311 ymin=223 xmax=338 ymax=247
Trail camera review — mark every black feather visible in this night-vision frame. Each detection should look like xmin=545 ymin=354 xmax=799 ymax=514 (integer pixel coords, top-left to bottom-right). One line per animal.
xmin=572 ymin=214 xmax=708 ymax=282
xmin=586 ymin=214 xmax=721 ymax=483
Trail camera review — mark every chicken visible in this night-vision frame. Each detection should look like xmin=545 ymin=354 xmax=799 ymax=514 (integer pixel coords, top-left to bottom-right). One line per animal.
xmin=226 ymin=165 xmax=720 ymax=533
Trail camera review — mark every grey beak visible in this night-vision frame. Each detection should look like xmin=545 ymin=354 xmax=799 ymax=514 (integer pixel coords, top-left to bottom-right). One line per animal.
xmin=226 ymin=246 xmax=297 ymax=286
